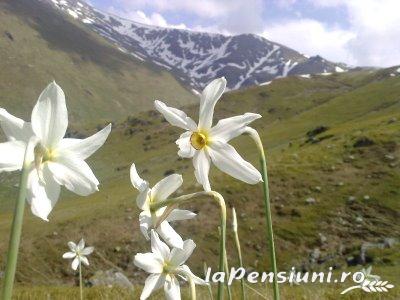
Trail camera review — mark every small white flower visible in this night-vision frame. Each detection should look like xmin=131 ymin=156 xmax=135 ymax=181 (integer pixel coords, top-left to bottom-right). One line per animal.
xmin=62 ymin=239 xmax=94 ymax=271
xmin=361 ymin=266 xmax=380 ymax=282
xmin=0 ymin=82 xmax=112 ymax=221
xmin=130 ymin=163 xmax=196 ymax=249
xmin=155 ymin=77 xmax=262 ymax=191
xmin=134 ymin=230 xmax=207 ymax=300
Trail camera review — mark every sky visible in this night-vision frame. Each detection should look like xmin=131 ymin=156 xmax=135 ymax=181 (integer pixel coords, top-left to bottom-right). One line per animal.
xmin=89 ymin=0 xmax=400 ymax=67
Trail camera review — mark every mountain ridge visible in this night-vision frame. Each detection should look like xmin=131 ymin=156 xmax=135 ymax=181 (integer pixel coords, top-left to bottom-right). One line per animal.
xmin=42 ymin=0 xmax=349 ymax=90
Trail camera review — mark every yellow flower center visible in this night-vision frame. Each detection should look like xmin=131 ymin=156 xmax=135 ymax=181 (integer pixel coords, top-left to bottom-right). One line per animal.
xmin=34 ymin=144 xmax=56 ymax=166
xmin=190 ymin=132 xmax=208 ymax=150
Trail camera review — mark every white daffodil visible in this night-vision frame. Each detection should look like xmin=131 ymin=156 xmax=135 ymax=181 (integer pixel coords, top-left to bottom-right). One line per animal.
xmin=62 ymin=239 xmax=94 ymax=270
xmin=155 ymin=77 xmax=262 ymax=191
xmin=0 ymin=82 xmax=111 ymax=221
xmin=130 ymin=163 xmax=196 ymax=249
xmin=134 ymin=230 xmax=207 ymax=300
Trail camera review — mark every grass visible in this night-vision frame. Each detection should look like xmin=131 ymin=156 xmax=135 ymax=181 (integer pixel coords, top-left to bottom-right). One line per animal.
xmin=11 ymin=281 xmax=400 ymax=299
xmin=0 ymin=54 xmax=400 ymax=297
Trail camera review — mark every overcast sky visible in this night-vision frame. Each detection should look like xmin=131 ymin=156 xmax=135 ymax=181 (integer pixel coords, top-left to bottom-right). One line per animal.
xmin=89 ymin=0 xmax=400 ymax=67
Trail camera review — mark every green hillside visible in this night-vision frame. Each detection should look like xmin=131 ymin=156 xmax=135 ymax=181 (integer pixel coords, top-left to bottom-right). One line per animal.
xmin=1 ymin=64 xmax=400 ymax=298
xmin=0 ymin=0 xmax=196 ymax=128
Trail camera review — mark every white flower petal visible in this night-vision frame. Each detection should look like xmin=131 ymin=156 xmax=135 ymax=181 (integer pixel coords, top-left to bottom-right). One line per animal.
xmin=77 ymin=239 xmax=85 ymax=251
xmin=31 ymin=82 xmax=68 ymax=148
xmin=136 ymin=188 xmax=151 ymax=210
xmin=81 ymin=246 xmax=94 ymax=256
xmin=176 ymin=131 xmax=195 ymax=158
xmin=210 ymin=113 xmax=261 ymax=142
xmin=164 ymin=275 xmax=181 ymax=300
xmin=140 ymin=274 xmax=165 ymax=300
xmin=62 ymin=252 xmax=76 ymax=259
xmin=27 ymin=164 xmax=61 ymax=221
xmin=157 ymin=221 xmax=183 ymax=249
xmin=71 ymin=257 xmax=80 ymax=270
xmin=80 ymin=256 xmax=89 ymax=266
xmin=0 ymin=141 xmax=26 ymax=173
xmin=151 ymin=174 xmax=182 ymax=202
xmin=134 ymin=253 xmax=163 ymax=273
xmin=47 ymin=156 xmax=99 ymax=196
xmin=166 ymin=209 xmax=196 ymax=222
xmin=193 ymin=150 xmax=211 ymax=191
xmin=139 ymin=211 xmax=152 ymax=240
xmin=169 ymin=239 xmax=196 ymax=267
xmin=208 ymin=141 xmax=262 ymax=184
xmin=154 ymin=100 xmax=197 ymax=131
xmin=68 ymin=241 xmax=77 ymax=251
xmin=130 ymin=163 xmax=149 ymax=192
xmin=198 ymin=77 xmax=226 ymax=130
xmin=0 ymin=108 xmax=33 ymax=142
xmin=57 ymin=124 xmax=112 ymax=160
xmin=150 ymin=230 xmax=170 ymax=261
xmin=177 ymin=265 xmax=208 ymax=285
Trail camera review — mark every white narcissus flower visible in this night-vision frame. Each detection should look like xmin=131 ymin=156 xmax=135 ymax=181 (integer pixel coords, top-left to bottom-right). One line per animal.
xmin=134 ymin=230 xmax=207 ymax=300
xmin=130 ymin=163 xmax=196 ymax=249
xmin=62 ymin=239 xmax=94 ymax=270
xmin=361 ymin=266 xmax=380 ymax=282
xmin=155 ymin=77 xmax=262 ymax=191
xmin=0 ymin=82 xmax=112 ymax=221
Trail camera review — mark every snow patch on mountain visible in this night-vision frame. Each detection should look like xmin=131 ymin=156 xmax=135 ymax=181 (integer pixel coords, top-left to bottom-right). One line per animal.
xmin=43 ymin=0 xmax=349 ymax=90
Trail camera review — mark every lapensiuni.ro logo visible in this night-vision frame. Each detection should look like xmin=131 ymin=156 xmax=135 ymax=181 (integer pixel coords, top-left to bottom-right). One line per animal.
xmin=204 ymin=266 xmax=395 ymax=295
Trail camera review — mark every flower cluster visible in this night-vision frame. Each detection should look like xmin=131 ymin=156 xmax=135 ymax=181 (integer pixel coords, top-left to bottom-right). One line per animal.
xmin=0 ymin=82 xmax=111 ymax=221
xmin=131 ymin=77 xmax=262 ymax=299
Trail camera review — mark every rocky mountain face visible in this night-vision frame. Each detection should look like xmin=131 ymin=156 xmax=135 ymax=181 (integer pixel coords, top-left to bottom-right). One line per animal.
xmin=43 ymin=0 xmax=348 ymax=90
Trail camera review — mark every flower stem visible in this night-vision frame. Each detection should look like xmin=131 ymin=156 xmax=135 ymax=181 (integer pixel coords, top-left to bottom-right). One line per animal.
xmin=1 ymin=139 xmax=36 ymax=300
xmin=151 ymin=191 xmax=227 ymax=300
xmin=223 ymin=244 xmax=232 ymax=300
xmin=79 ymin=260 xmax=83 ymax=300
xmin=188 ymin=274 xmax=196 ymax=300
xmin=232 ymin=208 xmax=246 ymax=300
xmin=245 ymin=127 xmax=280 ymax=300
xmin=204 ymin=262 xmax=214 ymax=300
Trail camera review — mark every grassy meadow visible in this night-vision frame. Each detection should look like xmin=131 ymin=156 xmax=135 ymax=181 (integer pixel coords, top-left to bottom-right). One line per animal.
xmin=1 ymin=65 xmax=400 ymax=298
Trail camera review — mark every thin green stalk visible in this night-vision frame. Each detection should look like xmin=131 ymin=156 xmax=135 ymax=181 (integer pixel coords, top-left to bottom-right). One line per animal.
xmin=245 ymin=127 xmax=280 ymax=300
xmin=151 ymin=191 xmax=227 ymax=300
xmin=1 ymin=138 xmax=36 ymax=300
xmin=79 ymin=260 xmax=83 ymax=300
xmin=204 ymin=262 xmax=214 ymax=300
xmin=188 ymin=274 xmax=196 ymax=300
xmin=232 ymin=207 xmax=246 ymax=300
xmin=223 ymin=244 xmax=232 ymax=300
xmin=218 ymin=226 xmax=232 ymax=300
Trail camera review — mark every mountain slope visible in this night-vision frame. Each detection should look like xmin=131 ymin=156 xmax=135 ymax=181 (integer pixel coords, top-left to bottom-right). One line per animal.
xmin=1 ymin=68 xmax=399 ymax=289
xmin=42 ymin=0 xmax=348 ymax=91
xmin=0 ymin=0 xmax=196 ymax=127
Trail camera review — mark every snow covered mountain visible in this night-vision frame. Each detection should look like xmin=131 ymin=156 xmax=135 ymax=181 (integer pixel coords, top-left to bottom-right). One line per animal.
xmin=43 ymin=0 xmax=348 ymax=90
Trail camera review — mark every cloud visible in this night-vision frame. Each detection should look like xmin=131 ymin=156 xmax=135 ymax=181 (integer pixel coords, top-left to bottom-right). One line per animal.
xmin=101 ymin=0 xmax=400 ymax=67
xmin=263 ymin=19 xmax=356 ymax=64
xmin=107 ymin=0 xmax=264 ymax=34
xmin=107 ymin=7 xmax=187 ymax=29
xmin=309 ymin=0 xmax=400 ymax=66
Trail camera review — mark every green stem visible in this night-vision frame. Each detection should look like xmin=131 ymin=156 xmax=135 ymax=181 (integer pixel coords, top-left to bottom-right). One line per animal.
xmin=188 ymin=274 xmax=196 ymax=300
xmin=79 ymin=260 xmax=83 ymax=300
xmin=245 ymin=127 xmax=280 ymax=300
xmin=232 ymin=208 xmax=246 ymax=300
xmin=151 ymin=191 xmax=226 ymax=300
xmin=203 ymin=262 xmax=214 ymax=300
xmin=223 ymin=245 xmax=232 ymax=300
xmin=1 ymin=138 xmax=36 ymax=300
